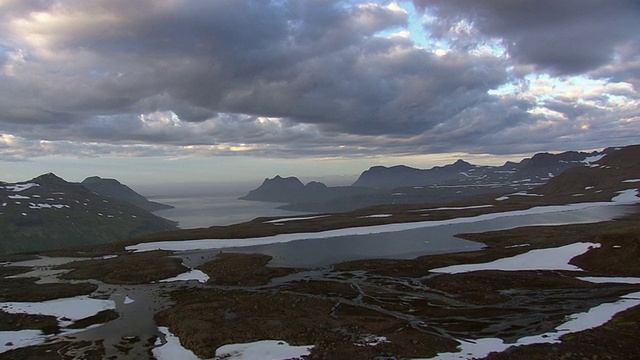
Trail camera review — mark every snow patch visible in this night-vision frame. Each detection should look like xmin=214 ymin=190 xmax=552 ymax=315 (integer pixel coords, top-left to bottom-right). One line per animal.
xmin=264 ymin=215 xmax=330 ymax=224
xmin=583 ymin=154 xmax=606 ymax=164
xmin=215 ymin=340 xmax=314 ymax=360
xmin=412 ymin=205 xmax=494 ymax=212
xmin=0 ymin=330 xmax=45 ymax=354
xmin=159 ymin=269 xmax=209 ymax=284
xmin=578 ymin=277 xmax=640 ymax=284
xmin=153 ymin=326 xmax=199 ymax=360
xmin=8 ymin=194 xmax=30 ymax=200
xmin=622 ymin=179 xmax=640 ymax=183
xmin=28 ymin=203 xmax=70 ymax=209
xmin=359 ymin=214 xmax=393 ymax=218
xmin=430 ymin=242 xmax=598 ymax=274
xmin=422 ymin=291 xmax=640 ymax=360
xmin=5 ymin=183 xmax=39 ymax=192
xmin=0 ymin=296 xmax=116 ymax=328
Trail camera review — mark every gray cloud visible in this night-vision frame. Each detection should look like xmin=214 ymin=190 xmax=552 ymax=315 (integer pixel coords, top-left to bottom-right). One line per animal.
xmin=0 ymin=0 xmax=638 ymax=162
xmin=414 ymin=0 xmax=640 ymax=75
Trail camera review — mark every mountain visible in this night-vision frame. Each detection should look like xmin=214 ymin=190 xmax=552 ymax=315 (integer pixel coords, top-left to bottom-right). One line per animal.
xmin=241 ymin=148 xmax=616 ymax=212
xmin=0 ymin=173 xmax=177 ymax=254
xmin=535 ymin=145 xmax=640 ymax=197
xmin=240 ymin=175 xmax=377 ymax=208
xmin=81 ymin=176 xmax=173 ymax=212
xmin=352 ymin=150 xmax=609 ymax=189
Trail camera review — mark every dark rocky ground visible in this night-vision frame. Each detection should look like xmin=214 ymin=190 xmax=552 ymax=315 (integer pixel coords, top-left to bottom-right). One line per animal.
xmin=2 ymin=207 xmax=638 ymax=359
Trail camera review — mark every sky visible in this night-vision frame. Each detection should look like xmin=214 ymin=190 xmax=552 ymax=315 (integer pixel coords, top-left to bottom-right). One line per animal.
xmin=0 ymin=0 xmax=639 ymax=190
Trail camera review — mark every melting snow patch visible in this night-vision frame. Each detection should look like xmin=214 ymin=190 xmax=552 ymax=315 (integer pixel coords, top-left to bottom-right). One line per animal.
xmin=264 ymin=215 xmax=330 ymax=224
xmin=354 ymin=335 xmax=389 ymax=347
xmin=5 ymin=183 xmax=39 ymax=192
xmin=612 ymin=189 xmax=639 ymax=202
xmin=577 ymin=277 xmax=640 ymax=284
xmin=0 ymin=296 xmax=116 ymax=328
xmin=0 ymin=330 xmax=46 ymax=354
xmin=214 ymin=340 xmax=314 ymax=360
xmin=159 ymin=269 xmax=209 ymax=284
xmin=413 ymin=205 xmax=494 ymax=212
xmin=422 ymin=291 xmax=640 ymax=360
xmin=8 ymin=194 xmax=30 ymax=200
xmin=359 ymin=214 xmax=393 ymax=218
xmin=29 ymin=203 xmax=70 ymax=209
xmin=583 ymin=154 xmax=606 ymax=164
xmin=153 ymin=326 xmax=199 ymax=360
xmin=622 ymin=179 xmax=640 ymax=183
xmin=505 ymin=243 xmax=530 ymax=249
xmin=430 ymin=242 xmax=599 ymax=274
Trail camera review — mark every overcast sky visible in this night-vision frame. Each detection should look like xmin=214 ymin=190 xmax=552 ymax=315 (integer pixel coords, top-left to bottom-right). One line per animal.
xmin=1 ymin=0 xmax=639 ymax=189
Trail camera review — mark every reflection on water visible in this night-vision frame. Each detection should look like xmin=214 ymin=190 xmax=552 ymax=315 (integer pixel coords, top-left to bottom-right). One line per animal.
xmin=178 ymin=204 xmax=638 ymax=268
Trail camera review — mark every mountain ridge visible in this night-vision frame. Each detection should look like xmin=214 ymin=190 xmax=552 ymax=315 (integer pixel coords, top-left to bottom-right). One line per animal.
xmin=240 ymin=148 xmax=614 ymax=212
xmin=0 ymin=173 xmax=177 ymax=254
xmin=81 ymin=176 xmax=173 ymax=212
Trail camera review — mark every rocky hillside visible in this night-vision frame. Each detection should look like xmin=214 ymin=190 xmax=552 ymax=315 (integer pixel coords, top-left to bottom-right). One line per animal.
xmin=0 ymin=173 xmax=176 ymax=254
xmin=81 ymin=176 xmax=173 ymax=212
xmin=535 ymin=145 xmax=640 ymax=197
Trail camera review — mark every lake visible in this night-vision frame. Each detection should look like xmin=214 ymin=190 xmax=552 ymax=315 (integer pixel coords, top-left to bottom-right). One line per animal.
xmin=135 ymin=198 xmax=639 ymax=268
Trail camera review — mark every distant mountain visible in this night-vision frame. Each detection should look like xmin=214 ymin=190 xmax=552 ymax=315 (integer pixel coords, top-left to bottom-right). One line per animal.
xmin=352 ymin=150 xmax=610 ymax=189
xmin=0 ymin=173 xmax=177 ymax=254
xmin=81 ymin=176 xmax=173 ymax=212
xmin=242 ymin=148 xmax=619 ymax=212
xmin=240 ymin=175 xmax=377 ymax=206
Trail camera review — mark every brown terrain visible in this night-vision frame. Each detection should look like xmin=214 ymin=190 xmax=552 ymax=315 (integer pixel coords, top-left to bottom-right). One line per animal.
xmin=0 ymin=145 xmax=639 ymax=359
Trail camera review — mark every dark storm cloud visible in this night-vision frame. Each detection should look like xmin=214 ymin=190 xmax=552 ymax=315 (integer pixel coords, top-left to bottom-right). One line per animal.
xmin=414 ymin=0 xmax=640 ymax=75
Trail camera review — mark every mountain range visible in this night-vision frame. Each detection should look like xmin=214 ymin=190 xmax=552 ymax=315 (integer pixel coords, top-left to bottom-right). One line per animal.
xmin=0 ymin=173 xmax=176 ymax=254
xmin=241 ymin=148 xmax=614 ymax=212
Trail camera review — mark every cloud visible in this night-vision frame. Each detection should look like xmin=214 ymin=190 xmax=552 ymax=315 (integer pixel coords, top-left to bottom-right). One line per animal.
xmin=414 ymin=0 xmax=640 ymax=75
xmin=0 ymin=0 xmax=638 ymax=164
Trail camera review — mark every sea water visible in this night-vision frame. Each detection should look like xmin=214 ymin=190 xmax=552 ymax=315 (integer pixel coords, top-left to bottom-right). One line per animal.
xmin=147 ymin=192 xmax=306 ymax=229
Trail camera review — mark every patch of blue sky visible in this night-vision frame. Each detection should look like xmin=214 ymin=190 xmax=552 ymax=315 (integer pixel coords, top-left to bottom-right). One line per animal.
xmin=370 ymin=1 xmax=441 ymax=51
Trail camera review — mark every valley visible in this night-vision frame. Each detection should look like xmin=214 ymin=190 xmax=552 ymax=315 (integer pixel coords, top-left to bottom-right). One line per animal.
xmin=0 ymin=145 xmax=639 ymax=359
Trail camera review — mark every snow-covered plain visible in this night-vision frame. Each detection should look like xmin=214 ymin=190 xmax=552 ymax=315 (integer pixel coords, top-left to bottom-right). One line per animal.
xmin=127 ymin=189 xmax=639 ymax=253
xmin=430 ymin=242 xmax=598 ymax=274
